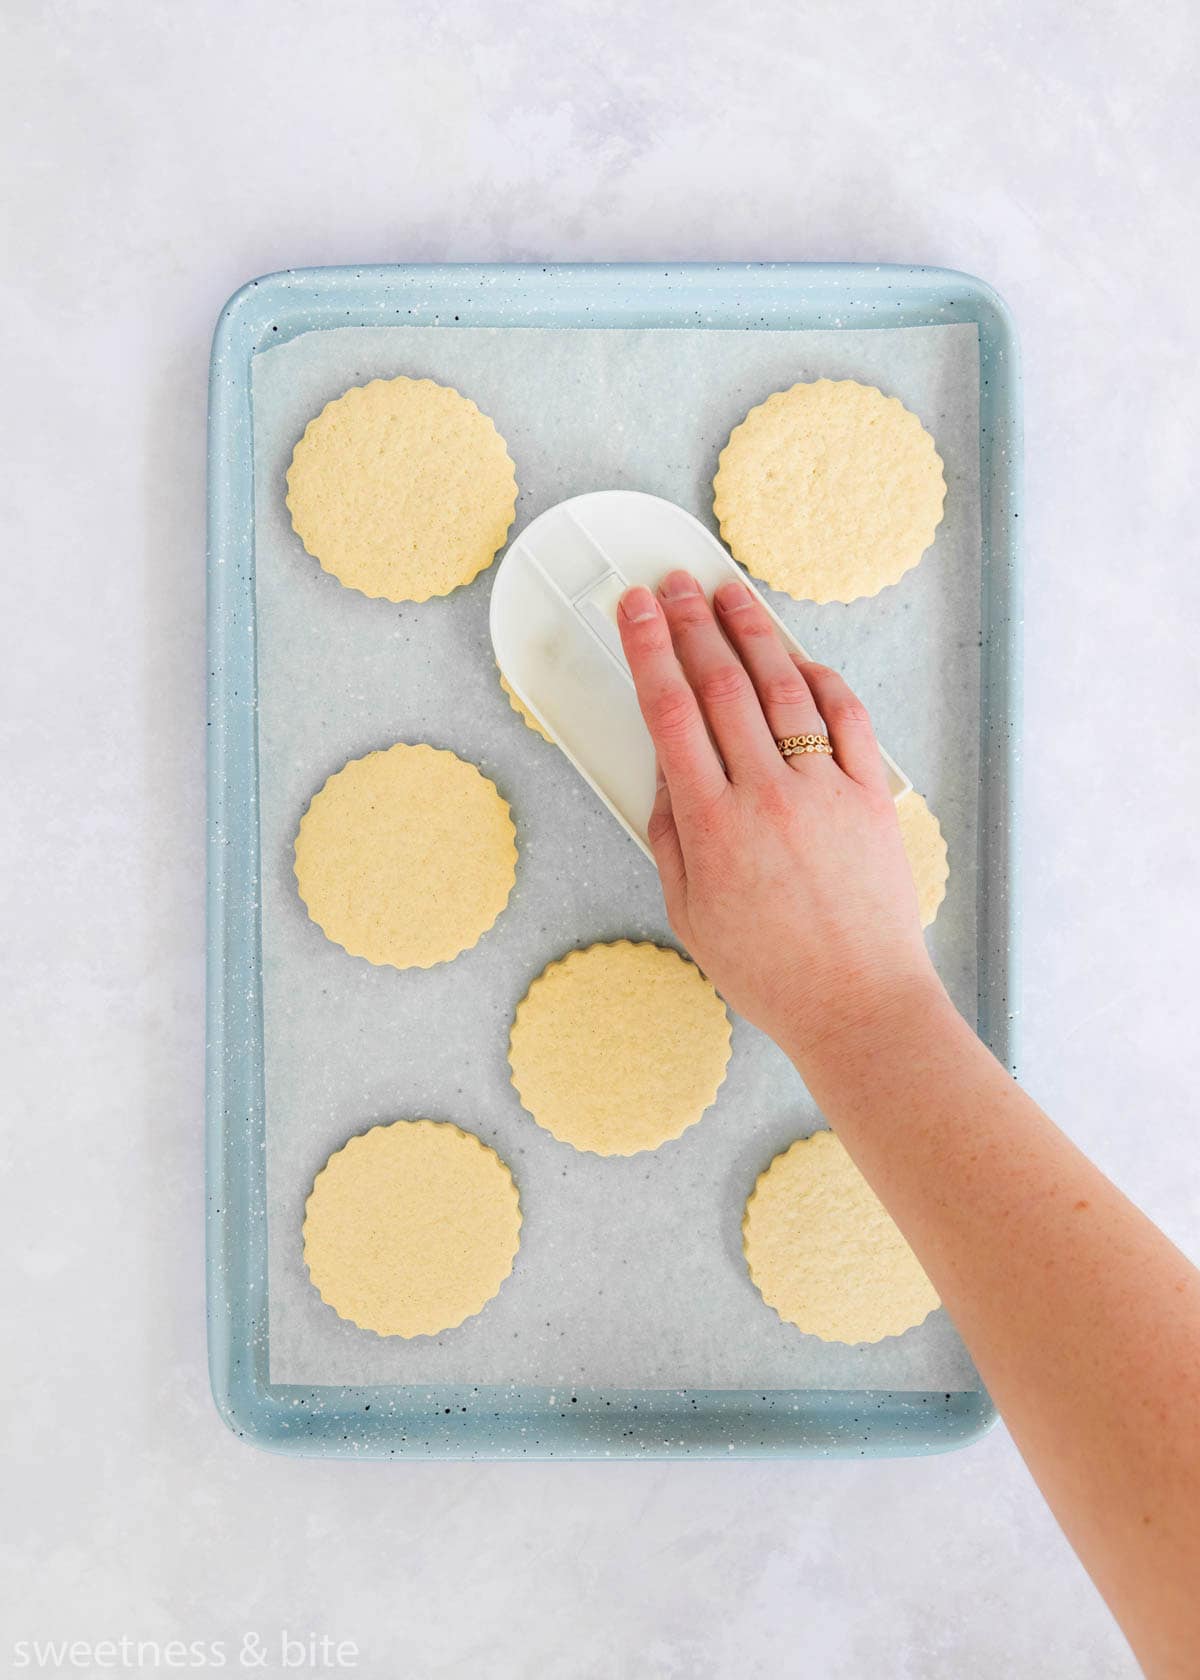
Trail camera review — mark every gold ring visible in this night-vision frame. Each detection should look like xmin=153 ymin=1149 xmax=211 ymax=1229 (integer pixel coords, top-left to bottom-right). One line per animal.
xmin=776 ymin=733 xmax=833 ymax=759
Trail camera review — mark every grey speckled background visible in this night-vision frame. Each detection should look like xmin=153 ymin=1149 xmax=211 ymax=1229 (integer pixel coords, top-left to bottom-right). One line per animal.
xmin=253 ymin=322 xmax=980 ymax=1390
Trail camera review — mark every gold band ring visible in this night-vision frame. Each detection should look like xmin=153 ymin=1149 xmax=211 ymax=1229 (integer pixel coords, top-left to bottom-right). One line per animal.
xmin=776 ymin=733 xmax=833 ymax=759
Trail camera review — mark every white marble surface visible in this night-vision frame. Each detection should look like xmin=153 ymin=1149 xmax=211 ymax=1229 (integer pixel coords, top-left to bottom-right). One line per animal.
xmin=3 ymin=2 xmax=1197 ymax=1675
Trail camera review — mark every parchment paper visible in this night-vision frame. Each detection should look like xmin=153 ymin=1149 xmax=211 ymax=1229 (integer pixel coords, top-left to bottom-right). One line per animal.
xmin=253 ymin=323 xmax=982 ymax=1390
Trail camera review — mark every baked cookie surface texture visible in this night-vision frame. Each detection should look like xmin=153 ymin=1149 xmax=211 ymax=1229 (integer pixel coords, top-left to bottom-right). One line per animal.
xmin=303 ymin=1120 xmax=522 ymax=1338
xmin=294 ymin=743 xmax=517 ymax=969
xmin=713 ymin=378 xmax=946 ymax=603
xmin=508 ymin=941 xmax=732 ymax=1156
xmin=286 ymin=376 xmax=518 ymax=602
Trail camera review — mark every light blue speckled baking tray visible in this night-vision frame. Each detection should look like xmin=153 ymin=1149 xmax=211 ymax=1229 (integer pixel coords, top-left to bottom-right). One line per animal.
xmin=207 ymin=263 xmax=1021 ymax=1458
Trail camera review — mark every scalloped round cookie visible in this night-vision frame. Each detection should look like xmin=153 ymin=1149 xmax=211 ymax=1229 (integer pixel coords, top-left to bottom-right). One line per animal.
xmin=286 ymin=376 xmax=518 ymax=602
xmin=303 ymin=1120 xmax=522 ymax=1338
xmin=499 ymin=671 xmax=553 ymax=743
xmin=294 ymin=743 xmax=517 ymax=969
xmin=743 ymin=1130 xmax=939 ymax=1343
xmin=713 ymin=379 xmax=946 ymax=603
xmin=508 ymin=941 xmax=731 ymax=1156
xmin=896 ymin=789 xmax=949 ymax=929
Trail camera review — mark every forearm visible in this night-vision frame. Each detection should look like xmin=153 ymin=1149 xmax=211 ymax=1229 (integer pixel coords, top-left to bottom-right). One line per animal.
xmin=789 ymin=983 xmax=1200 ymax=1678
xmin=614 ymin=575 xmax=1199 ymax=1669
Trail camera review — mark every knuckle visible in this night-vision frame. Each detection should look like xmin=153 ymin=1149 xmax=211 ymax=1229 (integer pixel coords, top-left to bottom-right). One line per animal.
xmin=829 ymin=695 xmax=872 ymax=729
xmin=763 ymin=673 xmax=813 ymax=711
xmin=696 ymin=665 xmax=751 ymax=709
xmin=684 ymin=789 xmax=729 ymax=841
xmin=666 ymin=594 xmax=713 ymax=627
xmin=754 ymin=777 xmax=799 ymax=826
xmin=622 ymin=622 xmax=669 ymax=671
xmin=646 ymin=804 xmax=676 ymax=847
xmin=647 ymin=688 xmax=699 ymax=742
xmin=623 ymin=618 xmax=670 ymax=661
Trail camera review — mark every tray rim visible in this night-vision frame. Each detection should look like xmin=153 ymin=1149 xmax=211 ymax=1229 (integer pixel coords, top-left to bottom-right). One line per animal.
xmin=207 ymin=261 xmax=1021 ymax=1459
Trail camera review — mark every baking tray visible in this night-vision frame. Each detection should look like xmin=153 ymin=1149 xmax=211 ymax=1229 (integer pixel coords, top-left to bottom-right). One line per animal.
xmin=207 ymin=263 xmax=1021 ymax=1458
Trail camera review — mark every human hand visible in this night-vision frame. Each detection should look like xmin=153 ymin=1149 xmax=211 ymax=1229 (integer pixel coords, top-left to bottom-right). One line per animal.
xmin=617 ymin=571 xmax=941 ymax=1063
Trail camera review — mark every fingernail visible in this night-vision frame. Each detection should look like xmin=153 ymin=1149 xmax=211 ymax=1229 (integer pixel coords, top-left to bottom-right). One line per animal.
xmin=620 ymin=586 xmax=658 ymax=623
xmin=658 ymin=570 xmax=699 ymax=600
xmin=715 ymin=579 xmax=753 ymax=612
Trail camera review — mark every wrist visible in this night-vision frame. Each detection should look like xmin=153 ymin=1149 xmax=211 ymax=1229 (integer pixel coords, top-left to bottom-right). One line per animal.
xmin=780 ymin=961 xmax=958 ymax=1086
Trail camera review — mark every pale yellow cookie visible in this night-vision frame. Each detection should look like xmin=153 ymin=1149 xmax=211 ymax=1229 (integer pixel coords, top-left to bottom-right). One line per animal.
xmin=499 ymin=671 xmax=553 ymax=743
xmin=303 ymin=1120 xmax=521 ymax=1338
xmin=896 ymin=789 xmax=949 ymax=929
xmin=286 ymin=376 xmax=518 ymax=602
xmin=743 ymin=1130 xmax=939 ymax=1343
xmin=508 ymin=941 xmax=731 ymax=1155
xmin=294 ymin=743 xmax=517 ymax=969
xmin=713 ymin=379 xmax=946 ymax=603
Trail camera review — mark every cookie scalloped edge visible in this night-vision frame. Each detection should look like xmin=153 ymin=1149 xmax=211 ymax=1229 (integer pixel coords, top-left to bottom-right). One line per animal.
xmin=507 ymin=939 xmax=733 ymax=1157
xmin=712 ymin=378 xmax=947 ymax=605
xmin=284 ymin=376 xmax=519 ymax=605
xmin=741 ymin=1130 xmax=939 ymax=1345
xmin=498 ymin=669 xmax=554 ymax=743
xmin=293 ymin=742 xmax=518 ymax=971
xmin=897 ymin=788 xmax=950 ymax=930
xmin=302 ymin=1119 xmax=523 ymax=1339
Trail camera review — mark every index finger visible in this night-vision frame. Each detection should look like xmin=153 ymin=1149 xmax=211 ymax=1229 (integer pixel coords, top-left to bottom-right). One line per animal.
xmin=617 ymin=586 xmax=727 ymax=812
